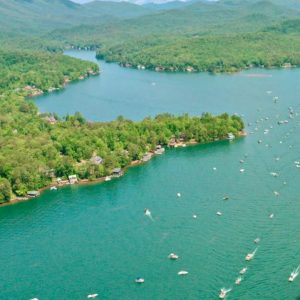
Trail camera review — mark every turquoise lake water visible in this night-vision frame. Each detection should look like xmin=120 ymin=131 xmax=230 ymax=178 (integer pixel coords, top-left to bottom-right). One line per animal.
xmin=2 ymin=51 xmax=300 ymax=299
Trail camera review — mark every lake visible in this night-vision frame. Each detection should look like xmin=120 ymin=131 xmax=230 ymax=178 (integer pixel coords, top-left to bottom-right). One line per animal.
xmin=1 ymin=51 xmax=300 ymax=299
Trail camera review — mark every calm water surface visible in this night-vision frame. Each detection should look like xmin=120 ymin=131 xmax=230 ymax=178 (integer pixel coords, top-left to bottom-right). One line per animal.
xmin=2 ymin=51 xmax=300 ymax=299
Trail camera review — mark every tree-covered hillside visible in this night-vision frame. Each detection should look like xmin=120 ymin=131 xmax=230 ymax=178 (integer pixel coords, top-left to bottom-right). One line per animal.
xmin=96 ymin=31 xmax=300 ymax=73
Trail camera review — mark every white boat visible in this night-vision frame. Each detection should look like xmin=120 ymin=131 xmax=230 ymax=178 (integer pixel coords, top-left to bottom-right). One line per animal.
xmin=50 ymin=186 xmax=57 ymax=190
xmin=105 ymin=176 xmax=111 ymax=181
xmin=240 ymin=159 xmax=244 ymax=163
xmin=144 ymin=208 xmax=151 ymax=216
xmin=240 ymin=168 xmax=245 ymax=173
xmin=270 ymin=172 xmax=278 ymax=177
xmin=227 ymin=133 xmax=235 ymax=140
xmin=289 ymin=265 xmax=300 ymax=282
xmin=168 ymin=253 xmax=179 ymax=260
xmin=254 ymin=238 xmax=260 ymax=244
xmin=177 ymin=192 xmax=181 ymax=197
xmin=192 ymin=214 xmax=197 ymax=219
xmin=178 ymin=270 xmax=188 ymax=276
xmin=245 ymin=247 xmax=258 ymax=261
xmin=87 ymin=294 xmax=98 ymax=299
xmin=216 ymin=211 xmax=222 ymax=216
xmin=235 ymin=276 xmax=242 ymax=285
xmin=213 ymin=167 xmax=217 ymax=171
xmin=219 ymin=288 xmax=231 ymax=299
xmin=289 ymin=272 xmax=298 ymax=282
xmin=240 ymin=267 xmax=247 ymax=275
xmin=269 ymin=213 xmax=274 ymax=219
xmin=274 ymin=191 xmax=280 ymax=196
xmin=135 ymin=277 xmax=145 ymax=283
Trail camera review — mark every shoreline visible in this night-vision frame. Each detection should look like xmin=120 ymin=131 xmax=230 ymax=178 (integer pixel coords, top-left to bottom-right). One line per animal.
xmin=1 ymin=132 xmax=246 ymax=208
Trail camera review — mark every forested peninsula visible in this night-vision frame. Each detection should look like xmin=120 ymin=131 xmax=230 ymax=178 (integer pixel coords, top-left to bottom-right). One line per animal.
xmin=8 ymin=0 xmax=300 ymax=203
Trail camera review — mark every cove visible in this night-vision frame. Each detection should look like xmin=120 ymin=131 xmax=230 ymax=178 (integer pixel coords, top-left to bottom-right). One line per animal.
xmin=2 ymin=51 xmax=300 ymax=299
xmin=34 ymin=50 xmax=300 ymax=122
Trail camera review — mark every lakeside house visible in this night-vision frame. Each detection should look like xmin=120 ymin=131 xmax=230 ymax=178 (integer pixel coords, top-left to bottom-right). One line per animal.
xmin=68 ymin=175 xmax=78 ymax=184
xmin=90 ymin=156 xmax=103 ymax=165
xmin=155 ymin=145 xmax=165 ymax=155
xmin=44 ymin=116 xmax=57 ymax=125
xmin=112 ymin=168 xmax=123 ymax=177
xmin=27 ymin=191 xmax=40 ymax=198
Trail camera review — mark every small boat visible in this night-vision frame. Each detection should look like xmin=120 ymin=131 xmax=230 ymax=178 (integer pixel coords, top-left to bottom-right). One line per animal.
xmin=227 ymin=133 xmax=235 ymax=140
xmin=289 ymin=266 xmax=300 ymax=282
xmin=135 ymin=277 xmax=145 ymax=283
xmin=219 ymin=288 xmax=231 ymax=299
xmin=216 ymin=211 xmax=222 ymax=216
xmin=105 ymin=176 xmax=111 ymax=181
xmin=245 ymin=247 xmax=258 ymax=261
xmin=178 ymin=270 xmax=188 ymax=276
xmin=240 ymin=267 xmax=247 ymax=275
xmin=192 ymin=214 xmax=197 ymax=219
xmin=254 ymin=238 xmax=260 ymax=244
xmin=223 ymin=196 xmax=229 ymax=200
xmin=213 ymin=167 xmax=217 ymax=171
xmin=144 ymin=208 xmax=151 ymax=216
xmin=240 ymin=169 xmax=245 ymax=173
xmin=235 ymin=276 xmax=242 ymax=285
xmin=289 ymin=272 xmax=298 ymax=282
xmin=274 ymin=191 xmax=280 ymax=196
xmin=87 ymin=294 xmax=98 ymax=299
xmin=269 ymin=213 xmax=274 ymax=219
xmin=177 ymin=192 xmax=181 ymax=197
xmin=50 ymin=186 xmax=57 ymax=191
xmin=240 ymin=159 xmax=244 ymax=163
xmin=270 ymin=172 xmax=278 ymax=177
xmin=168 ymin=253 xmax=179 ymax=260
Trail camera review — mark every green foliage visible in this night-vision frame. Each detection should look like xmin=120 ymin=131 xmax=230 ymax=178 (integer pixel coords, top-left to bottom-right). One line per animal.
xmin=0 ymin=49 xmax=99 ymax=94
xmin=96 ymin=32 xmax=300 ymax=73
xmin=0 ymin=88 xmax=243 ymax=200
xmin=0 ymin=178 xmax=12 ymax=204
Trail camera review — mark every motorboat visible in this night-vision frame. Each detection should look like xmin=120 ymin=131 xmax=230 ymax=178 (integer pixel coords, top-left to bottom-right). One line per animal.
xmin=105 ymin=176 xmax=111 ymax=181
xmin=235 ymin=277 xmax=242 ymax=285
xmin=240 ymin=267 xmax=247 ymax=275
xmin=177 ymin=192 xmax=181 ymax=197
xmin=135 ymin=277 xmax=145 ymax=283
xmin=219 ymin=288 xmax=231 ymax=299
xmin=289 ymin=266 xmax=300 ymax=282
xmin=245 ymin=248 xmax=258 ymax=261
xmin=216 ymin=211 xmax=222 ymax=216
xmin=144 ymin=208 xmax=151 ymax=216
xmin=168 ymin=253 xmax=179 ymax=260
xmin=227 ymin=133 xmax=235 ymax=140
xmin=254 ymin=238 xmax=260 ymax=244
xmin=178 ymin=270 xmax=188 ymax=276
xmin=289 ymin=272 xmax=298 ymax=282
xmin=87 ymin=294 xmax=98 ymax=299
xmin=50 ymin=186 xmax=57 ymax=190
